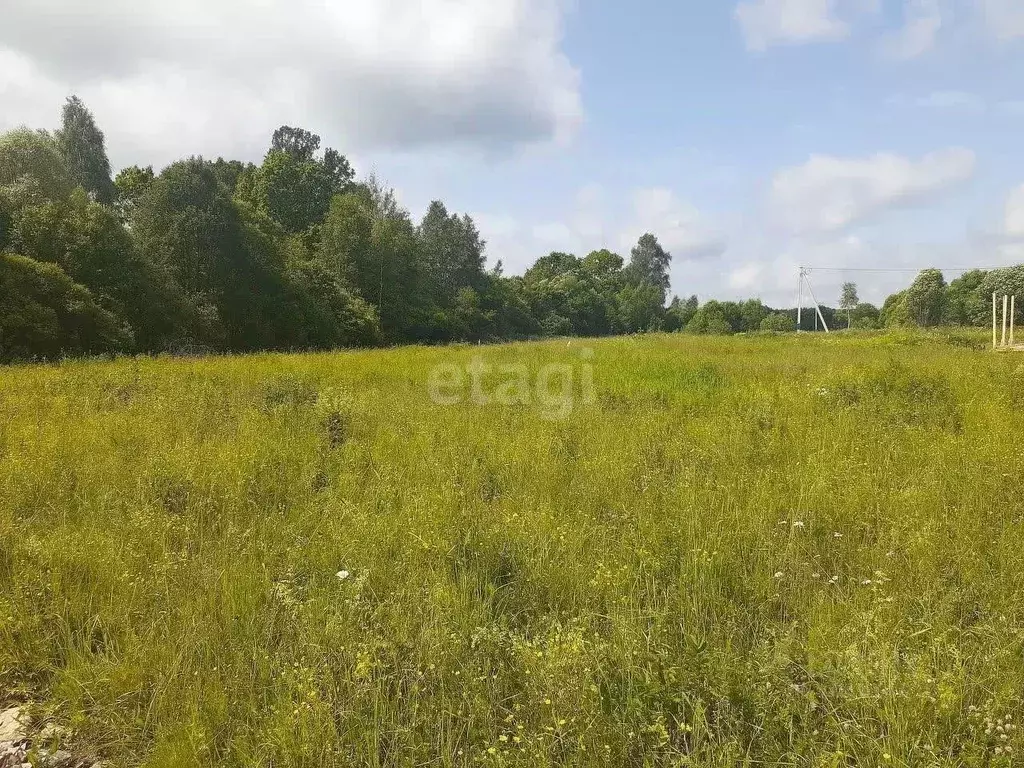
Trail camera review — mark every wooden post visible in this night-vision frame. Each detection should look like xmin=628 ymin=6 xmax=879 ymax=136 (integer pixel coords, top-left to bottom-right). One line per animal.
xmin=796 ymin=269 xmax=803 ymax=332
xmin=1002 ymin=295 xmax=1009 ymax=347
xmin=1012 ymin=296 xmax=1017 ymax=347
xmin=993 ymin=293 xmax=998 ymax=349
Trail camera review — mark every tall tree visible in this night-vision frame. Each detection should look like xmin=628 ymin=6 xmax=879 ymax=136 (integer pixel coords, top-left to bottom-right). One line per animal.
xmin=581 ymin=249 xmax=625 ymax=292
xmin=12 ymin=188 xmax=188 ymax=351
xmin=418 ymin=201 xmax=487 ymax=308
xmin=979 ymin=266 xmax=1024 ymax=326
xmin=840 ymin=282 xmax=859 ymax=328
xmin=238 ymin=128 xmax=355 ymax=234
xmin=55 ymin=96 xmax=116 ymax=204
xmin=210 ymin=158 xmax=254 ymax=194
xmin=903 ymin=268 xmax=947 ymax=327
xmin=271 ymin=126 xmax=321 ymax=162
xmin=133 ymin=158 xmax=311 ymax=351
xmin=316 ymin=192 xmax=374 ymax=286
xmin=739 ymin=298 xmax=769 ymax=331
xmin=942 ymin=269 xmax=987 ymax=326
xmin=113 ymin=164 xmax=155 ymax=224
xmin=322 ymin=148 xmax=355 ymax=192
xmin=618 ymin=282 xmax=665 ymax=332
xmin=881 ymin=290 xmax=910 ymax=327
xmin=0 ymin=128 xmax=74 ymax=207
xmin=349 ymin=177 xmax=433 ymax=342
xmin=624 ymin=233 xmax=671 ymax=304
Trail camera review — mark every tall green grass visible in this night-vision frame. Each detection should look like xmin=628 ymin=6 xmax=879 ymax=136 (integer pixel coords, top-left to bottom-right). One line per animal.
xmin=1 ymin=332 xmax=1022 ymax=766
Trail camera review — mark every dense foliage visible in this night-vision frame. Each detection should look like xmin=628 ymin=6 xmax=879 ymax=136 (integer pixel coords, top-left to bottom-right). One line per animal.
xmin=1 ymin=99 xmax=1022 ymax=362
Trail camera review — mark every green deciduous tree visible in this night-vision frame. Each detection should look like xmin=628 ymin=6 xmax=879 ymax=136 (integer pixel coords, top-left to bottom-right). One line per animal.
xmin=134 ymin=158 xmax=307 ymax=351
xmin=113 ymin=164 xmax=155 ymax=224
xmin=418 ymin=201 xmax=487 ymax=309
xmin=880 ymin=290 xmax=911 ymax=327
xmin=617 ymin=281 xmax=665 ymax=332
xmin=243 ymin=150 xmax=334 ymax=234
xmin=285 ymin=254 xmax=380 ymax=348
xmin=624 ymin=233 xmax=671 ymax=305
xmin=0 ymin=252 xmax=127 ymax=361
xmin=11 ymin=188 xmax=190 ymax=351
xmin=664 ymin=294 xmax=699 ymax=331
xmin=903 ymin=268 xmax=947 ymax=327
xmin=210 ymin=158 xmax=255 ymax=195
xmin=316 ymin=192 xmax=373 ymax=286
xmin=850 ymin=302 xmax=880 ymax=329
xmin=840 ymin=282 xmax=859 ymax=328
xmin=739 ymin=298 xmax=769 ymax=332
xmin=55 ymin=96 xmax=116 ymax=204
xmin=978 ymin=267 xmax=1024 ymax=326
xmin=354 ymin=178 xmax=432 ymax=342
xmin=0 ymin=128 xmax=75 ymax=207
xmin=760 ymin=312 xmax=796 ymax=332
xmin=522 ymin=251 xmax=622 ymax=337
xmin=686 ymin=300 xmax=733 ymax=335
xmin=238 ymin=128 xmax=355 ymax=235
xmin=581 ymin=249 xmax=624 ymax=283
xmin=271 ymin=126 xmax=321 ymax=162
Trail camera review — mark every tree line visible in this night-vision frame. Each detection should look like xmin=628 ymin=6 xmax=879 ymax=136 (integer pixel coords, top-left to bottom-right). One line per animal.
xmin=1 ymin=98 xmax=1022 ymax=363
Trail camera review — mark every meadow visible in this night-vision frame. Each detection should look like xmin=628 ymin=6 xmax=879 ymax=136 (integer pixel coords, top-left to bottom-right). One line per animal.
xmin=1 ymin=331 xmax=1023 ymax=767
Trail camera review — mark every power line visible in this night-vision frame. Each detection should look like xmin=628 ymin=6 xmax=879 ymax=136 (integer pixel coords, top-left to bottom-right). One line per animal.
xmin=803 ymin=266 xmax=1008 ymax=274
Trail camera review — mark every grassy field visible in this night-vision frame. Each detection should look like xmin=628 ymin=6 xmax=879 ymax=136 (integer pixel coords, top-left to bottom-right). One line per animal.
xmin=1 ymin=331 xmax=1023 ymax=767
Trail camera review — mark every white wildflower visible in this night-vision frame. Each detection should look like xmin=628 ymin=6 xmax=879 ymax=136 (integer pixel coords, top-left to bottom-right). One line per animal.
xmin=336 ymin=570 xmax=351 ymax=580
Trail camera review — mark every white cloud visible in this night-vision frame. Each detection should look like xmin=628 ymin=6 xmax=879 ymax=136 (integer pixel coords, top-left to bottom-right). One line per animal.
xmin=914 ymin=90 xmax=985 ymax=111
xmin=1005 ymin=184 xmax=1024 ymax=237
xmin=884 ymin=0 xmax=942 ymax=59
xmin=728 ymin=263 xmax=764 ymax=291
xmin=0 ymin=0 xmax=581 ymax=169
xmin=981 ymin=0 xmax=1024 ymax=41
xmin=734 ymin=0 xmax=850 ymax=50
xmin=770 ymin=148 xmax=976 ymax=233
xmin=621 ymin=188 xmax=726 ymax=260
xmin=474 ymin=185 xmax=724 ymax=275
xmin=737 ymin=0 xmax=1022 ymax=55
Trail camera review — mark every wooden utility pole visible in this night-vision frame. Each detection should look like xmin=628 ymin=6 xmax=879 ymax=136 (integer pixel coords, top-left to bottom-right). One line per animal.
xmin=1002 ymin=295 xmax=1009 ymax=348
xmin=1012 ymin=296 xmax=1017 ymax=347
xmin=993 ymin=293 xmax=999 ymax=350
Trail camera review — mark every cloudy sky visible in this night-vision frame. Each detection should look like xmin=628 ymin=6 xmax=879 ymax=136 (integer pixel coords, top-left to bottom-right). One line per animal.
xmin=3 ymin=0 xmax=1023 ymax=306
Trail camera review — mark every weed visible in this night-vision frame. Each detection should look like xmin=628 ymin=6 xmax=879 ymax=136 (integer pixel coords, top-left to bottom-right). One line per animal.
xmin=0 ymin=330 xmax=1021 ymax=766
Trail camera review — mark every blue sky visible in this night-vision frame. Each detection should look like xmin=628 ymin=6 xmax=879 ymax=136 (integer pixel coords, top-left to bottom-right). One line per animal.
xmin=3 ymin=0 xmax=1023 ymax=306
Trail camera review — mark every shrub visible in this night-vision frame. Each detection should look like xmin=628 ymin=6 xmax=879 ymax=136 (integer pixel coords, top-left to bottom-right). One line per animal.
xmin=0 ymin=252 xmax=128 ymax=362
xmin=759 ymin=313 xmax=796 ymax=333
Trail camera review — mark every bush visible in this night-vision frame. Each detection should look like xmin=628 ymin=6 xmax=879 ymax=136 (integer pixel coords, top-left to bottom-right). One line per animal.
xmin=687 ymin=301 xmax=732 ymax=335
xmin=0 ymin=252 xmax=128 ymax=362
xmin=759 ymin=313 xmax=796 ymax=333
